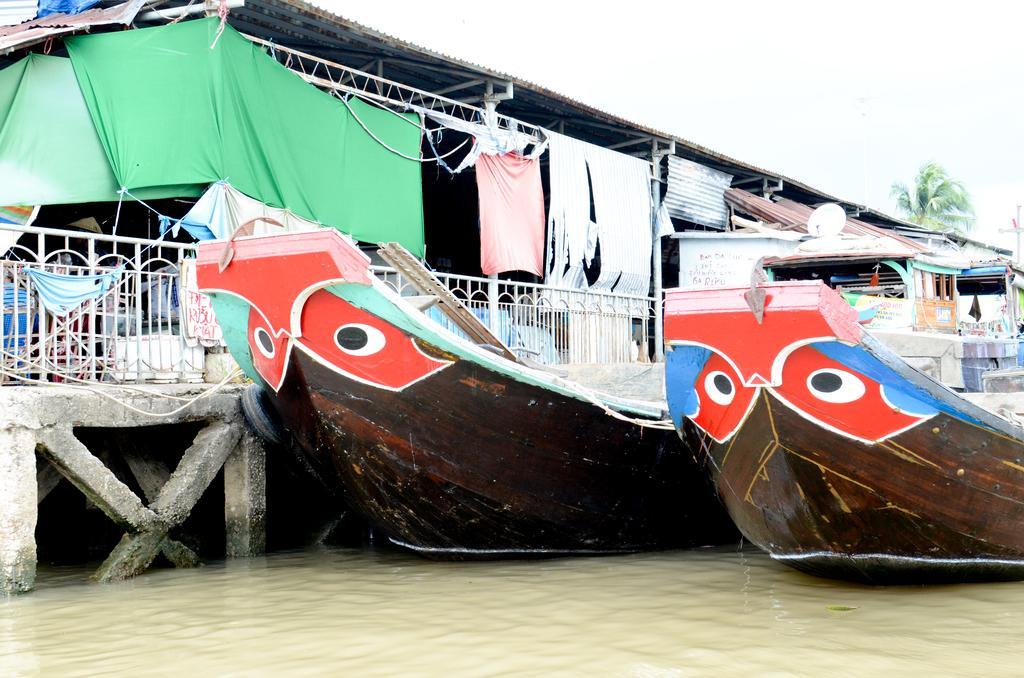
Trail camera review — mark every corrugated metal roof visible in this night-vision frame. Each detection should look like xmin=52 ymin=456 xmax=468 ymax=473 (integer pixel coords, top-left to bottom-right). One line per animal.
xmin=212 ymin=0 xmax=913 ymax=225
xmin=0 ymin=1 xmax=38 ymax=27
xmin=765 ymin=251 xmax=916 ymax=266
xmin=725 ymin=188 xmax=929 ymax=253
xmin=0 ymin=0 xmax=926 ymax=234
xmin=664 ymin=156 xmax=732 ymax=229
xmin=0 ymin=0 xmax=143 ymax=54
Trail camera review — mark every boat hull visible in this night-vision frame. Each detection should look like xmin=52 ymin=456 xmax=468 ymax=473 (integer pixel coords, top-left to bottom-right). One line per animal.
xmin=664 ymin=280 xmax=1024 ymax=583
xmin=682 ymin=392 xmax=1024 ymax=583
xmin=273 ymin=343 xmax=730 ymax=556
xmin=195 ymin=229 xmax=733 ymax=557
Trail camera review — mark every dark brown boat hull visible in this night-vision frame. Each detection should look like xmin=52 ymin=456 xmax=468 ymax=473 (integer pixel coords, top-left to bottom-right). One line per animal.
xmin=685 ymin=392 xmax=1024 ymax=583
xmin=271 ymin=347 xmax=732 ymax=557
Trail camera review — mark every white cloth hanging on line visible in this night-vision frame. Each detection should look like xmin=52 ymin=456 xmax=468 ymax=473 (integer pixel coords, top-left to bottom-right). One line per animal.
xmin=544 ymin=132 xmax=653 ymax=296
xmin=416 ymin=107 xmax=547 ymax=173
xmin=545 ymin=131 xmax=592 ymax=290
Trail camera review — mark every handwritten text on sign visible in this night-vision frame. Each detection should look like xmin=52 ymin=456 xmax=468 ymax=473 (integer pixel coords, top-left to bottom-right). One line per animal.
xmin=186 ymin=289 xmax=222 ymax=342
xmin=677 ymin=236 xmax=798 ymax=289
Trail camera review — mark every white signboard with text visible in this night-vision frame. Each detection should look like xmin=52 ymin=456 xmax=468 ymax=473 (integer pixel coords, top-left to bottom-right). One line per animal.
xmin=674 ymin=233 xmax=800 ymax=289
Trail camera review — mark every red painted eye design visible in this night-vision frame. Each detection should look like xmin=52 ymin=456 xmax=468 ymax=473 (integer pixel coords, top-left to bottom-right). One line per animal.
xmin=703 ymin=370 xmax=736 ymax=406
xmin=772 ymin=344 xmax=931 ymax=442
xmin=294 ymin=290 xmax=451 ymax=391
xmin=805 ymin=368 xmax=865 ymax=404
xmin=253 ymin=327 xmax=276 ymax=358
xmin=334 ymin=323 xmax=386 ymax=357
xmin=692 ymin=353 xmax=757 ymax=443
xmin=247 ymin=307 xmax=290 ymax=392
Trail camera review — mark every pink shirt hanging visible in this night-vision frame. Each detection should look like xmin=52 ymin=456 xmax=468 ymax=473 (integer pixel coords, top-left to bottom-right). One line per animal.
xmin=475 ymin=152 xmax=545 ymax=277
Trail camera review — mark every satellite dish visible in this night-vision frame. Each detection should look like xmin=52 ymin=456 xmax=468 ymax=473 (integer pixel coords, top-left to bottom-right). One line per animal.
xmin=806 ymin=203 xmax=847 ymax=238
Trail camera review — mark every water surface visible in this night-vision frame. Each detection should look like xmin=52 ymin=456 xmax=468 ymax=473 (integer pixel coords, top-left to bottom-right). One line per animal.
xmin=3 ymin=546 xmax=1022 ymax=676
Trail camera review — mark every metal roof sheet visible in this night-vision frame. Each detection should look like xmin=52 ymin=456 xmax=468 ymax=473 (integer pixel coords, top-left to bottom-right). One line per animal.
xmin=0 ymin=0 xmax=143 ymax=54
xmin=725 ymin=188 xmax=929 ymax=253
xmin=664 ymin=156 xmax=732 ymax=229
xmin=210 ymin=0 xmax=915 ymax=225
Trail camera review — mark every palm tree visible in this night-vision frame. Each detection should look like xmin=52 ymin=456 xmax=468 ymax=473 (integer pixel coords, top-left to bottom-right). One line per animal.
xmin=890 ymin=162 xmax=974 ymax=232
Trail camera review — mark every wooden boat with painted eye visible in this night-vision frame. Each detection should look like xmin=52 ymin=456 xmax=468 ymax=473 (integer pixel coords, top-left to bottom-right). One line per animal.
xmin=196 ymin=229 xmax=730 ymax=557
xmin=664 ymin=280 xmax=1024 ymax=583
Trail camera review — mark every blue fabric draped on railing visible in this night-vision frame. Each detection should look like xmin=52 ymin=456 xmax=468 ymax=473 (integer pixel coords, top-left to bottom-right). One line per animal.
xmin=25 ymin=267 xmax=121 ymax=316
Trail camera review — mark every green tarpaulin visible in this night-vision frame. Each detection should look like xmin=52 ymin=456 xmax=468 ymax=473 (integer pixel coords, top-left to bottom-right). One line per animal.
xmin=0 ymin=54 xmax=195 ymax=206
xmin=67 ymin=18 xmax=425 ymax=255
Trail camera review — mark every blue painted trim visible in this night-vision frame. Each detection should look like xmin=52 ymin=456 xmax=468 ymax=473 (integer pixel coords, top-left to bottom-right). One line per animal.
xmin=811 ymin=342 xmax=985 ymax=427
xmin=665 ymin=344 xmax=710 ymax=427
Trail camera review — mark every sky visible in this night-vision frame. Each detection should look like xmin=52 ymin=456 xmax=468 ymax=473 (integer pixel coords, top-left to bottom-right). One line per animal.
xmin=320 ymin=0 xmax=1024 ymax=248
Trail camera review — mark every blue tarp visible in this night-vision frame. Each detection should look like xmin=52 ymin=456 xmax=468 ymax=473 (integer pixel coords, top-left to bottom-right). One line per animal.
xmin=36 ymin=0 xmax=99 ymax=18
xmin=169 ymin=181 xmax=230 ymax=241
xmin=2 ymin=286 xmax=33 ymax=352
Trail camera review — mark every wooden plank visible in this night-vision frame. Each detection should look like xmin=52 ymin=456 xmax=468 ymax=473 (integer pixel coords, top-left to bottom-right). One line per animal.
xmin=376 ymin=242 xmax=520 ymax=362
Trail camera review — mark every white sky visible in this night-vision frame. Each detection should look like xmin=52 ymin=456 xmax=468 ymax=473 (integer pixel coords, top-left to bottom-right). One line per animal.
xmin=320 ymin=0 xmax=1024 ymax=247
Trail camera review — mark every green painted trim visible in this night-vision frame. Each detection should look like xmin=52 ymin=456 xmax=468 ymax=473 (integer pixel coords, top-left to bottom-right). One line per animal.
xmin=912 ymin=260 xmax=961 ymax=276
xmin=881 ymin=259 xmax=913 ymax=302
xmin=207 ymin=293 xmax=259 ymax=383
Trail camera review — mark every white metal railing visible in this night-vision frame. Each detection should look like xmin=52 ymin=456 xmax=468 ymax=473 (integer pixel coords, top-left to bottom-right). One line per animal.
xmin=371 ymin=266 xmax=656 ymax=365
xmin=0 ymin=224 xmax=202 ymax=385
xmin=0 ymin=223 xmax=656 ymax=386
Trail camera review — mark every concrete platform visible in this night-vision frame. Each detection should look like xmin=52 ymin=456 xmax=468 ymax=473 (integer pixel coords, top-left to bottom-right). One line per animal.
xmin=0 ymin=383 xmax=264 ymax=595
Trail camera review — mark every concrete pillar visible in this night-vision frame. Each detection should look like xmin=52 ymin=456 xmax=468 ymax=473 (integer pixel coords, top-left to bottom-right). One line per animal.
xmin=0 ymin=429 xmax=38 ymax=594
xmin=224 ymin=430 xmax=266 ymax=558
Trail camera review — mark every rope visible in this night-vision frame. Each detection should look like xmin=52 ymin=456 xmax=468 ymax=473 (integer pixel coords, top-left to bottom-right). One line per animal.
xmin=209 ymin=0 xmax=229 ymax=49
xmin=0 ymin=341 xmax=246 ymax=417
xmin=336 ymin=89 xmax=424 ymax=130
xmin=112 ymin=188 xmax=125 ymax=236
xmin=338 ymin=96 xmax=432 ymax=162
xmin=169 ymin=0 xmax=198 ymax=23
xmin=550 ymin=374 xmax=676 ymax=430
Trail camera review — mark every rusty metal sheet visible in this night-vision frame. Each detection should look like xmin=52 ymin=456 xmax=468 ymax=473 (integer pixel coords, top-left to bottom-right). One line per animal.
xmin=0 ymin=0 xmax=144 ymax=54
xmin=725 ymin=188 xmax=928 ymax=253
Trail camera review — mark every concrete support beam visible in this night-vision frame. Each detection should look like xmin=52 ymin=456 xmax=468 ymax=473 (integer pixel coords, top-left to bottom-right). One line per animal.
xmin=123 ymin=451 xmax=172 ymax=504
xmin=94 ymin=421 xmax=241 ymax=582
xmin=151 ymin=422 xmax=241 ymax=525
xmin=224 ymin=430 xmax=267 ymax=558
xmin=0 ymin=385 xmax=252 ymax=593
xmin=37 ymin=427 xmax=160 ymax=532
xmin=160 ymin=539 xmax=201 ymax=569
xmin=93 ymin=531 xmax=168 ymax=584
xmin=0 ymin=429 xmax=37 ymax=594
xmin=36 ymin=458 xmax=62 ymax=504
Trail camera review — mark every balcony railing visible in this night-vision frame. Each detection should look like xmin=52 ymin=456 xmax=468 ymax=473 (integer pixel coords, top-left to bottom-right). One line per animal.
xmin=0 ymin=224 xmax=199 ymax=385
xmin=371 ymin=267 xmax=656 ymax=365
xmin=0 ymin=224 xmax=657 ymax=386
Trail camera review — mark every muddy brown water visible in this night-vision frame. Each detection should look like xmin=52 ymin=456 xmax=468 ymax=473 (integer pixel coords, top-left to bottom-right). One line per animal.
xmin=3 ymin=545 xmax=1023 ymax=676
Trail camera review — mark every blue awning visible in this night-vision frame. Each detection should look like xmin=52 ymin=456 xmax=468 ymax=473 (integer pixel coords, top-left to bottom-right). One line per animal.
xmin=960 ymin=266 xmax=1008 ymax=277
